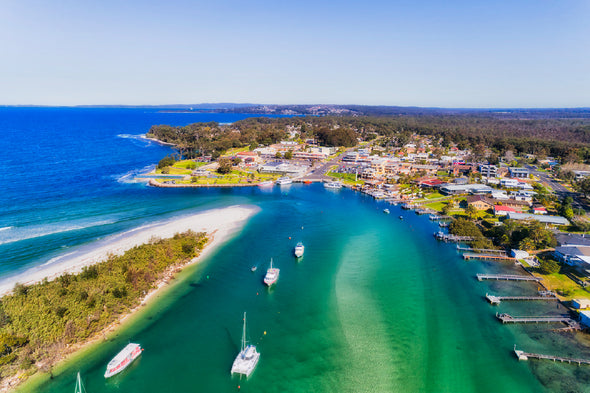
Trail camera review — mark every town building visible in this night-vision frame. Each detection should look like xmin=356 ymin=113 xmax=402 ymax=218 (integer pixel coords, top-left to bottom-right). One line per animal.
xmin=508 ymin=167 xmax=530 ymax=178
xmin=506 ymin=212 xmax=569 ymax=226
xmin=479 ymin=164 xmax=498 ymax=178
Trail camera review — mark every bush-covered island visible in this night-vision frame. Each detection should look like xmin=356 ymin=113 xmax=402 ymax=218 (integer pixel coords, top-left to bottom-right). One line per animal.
xmin=0 ymin=231 xmax=207 ymax=384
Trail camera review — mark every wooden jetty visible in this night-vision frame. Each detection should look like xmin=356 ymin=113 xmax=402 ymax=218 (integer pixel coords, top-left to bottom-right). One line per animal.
xmin=486 ymin=292 xmax=557 ymax=305
xmin=434 ymin=232 xmax=475 ymax=243
xmin=496 ymin=313 xmax=580 ymax=329
xmin=476 ymin=274 xmax=541 ymax=282
xmin=514 ymin=347 xmax=590 ymax=365
xmin=429 ymin=214 xmax=452 ymax=221
xmin=463 ymin=253 xmax=515 ymax=261
xmin=456 ymin=246 xmax=506 ymax=254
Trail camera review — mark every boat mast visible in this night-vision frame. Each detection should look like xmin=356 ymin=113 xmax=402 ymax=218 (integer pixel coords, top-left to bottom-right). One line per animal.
xmin=242 ymin=312 xmax=247 ymax=351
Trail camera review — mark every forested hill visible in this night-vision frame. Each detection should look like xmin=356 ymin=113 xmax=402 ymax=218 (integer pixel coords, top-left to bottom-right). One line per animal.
xmin=219 ymin=104 xmax=590 ymax=119
xmin=147 ymin=115 xmax=590 ymax=163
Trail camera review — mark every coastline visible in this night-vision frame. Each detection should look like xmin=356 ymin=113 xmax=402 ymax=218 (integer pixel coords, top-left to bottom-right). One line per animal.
xmin=7 ymin=204 xmax=260 ymax=392
xmin=143 ymin=135 xmax=176 ymax=146
xmin=0 ymin=205 xmax=259 ymax=297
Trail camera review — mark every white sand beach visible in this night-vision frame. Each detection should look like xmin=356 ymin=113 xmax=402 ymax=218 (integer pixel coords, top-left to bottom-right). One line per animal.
xmin=0 ymin=205 xmax=260 ymax=297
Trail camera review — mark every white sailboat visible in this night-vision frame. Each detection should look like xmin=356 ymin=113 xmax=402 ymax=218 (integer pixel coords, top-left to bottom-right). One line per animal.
xmin=75 ymin=372 xmax=87 ymax=393
xmin=231 ymin=312 xmax=260 ymax=378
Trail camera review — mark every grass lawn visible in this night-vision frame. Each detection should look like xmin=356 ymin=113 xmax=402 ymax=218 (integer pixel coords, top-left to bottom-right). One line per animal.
xmin=531 ymin=271 xmax=590 ymax=300
xmin=425 ymin=192 xmax=444 ymax=199
xmin=327 ymin=171 xmax=363 ymax=185
xmin=424 ymin=201 xmax=446 ymax=212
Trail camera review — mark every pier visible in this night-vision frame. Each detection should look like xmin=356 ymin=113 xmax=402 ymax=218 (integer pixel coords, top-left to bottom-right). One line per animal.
xmin=514 ymin=348 xmax=590 ymax=365
xmin=476 ymin=274 xmax=541 ymax=282
xmin=496 ymin=313 xmax=579 ymax=329
xmin=434 ymin=232 xmax=475 ymax=242
xmin=429 ymin=214 xmax=452 ymax=221
xmin=463 ymin=253 xmax=515 ymax=261
xmin=456 ymin=246 xmax=506 ymax=253
xmin=486 ymin=292 xmax=557 ymax=305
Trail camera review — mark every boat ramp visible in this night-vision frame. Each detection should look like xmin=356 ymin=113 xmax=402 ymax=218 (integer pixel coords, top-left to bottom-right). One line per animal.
xmin=514 ymin=347 xmax=590 ymax=365
xmin=476 ymin=274 xmax=541 ymax=282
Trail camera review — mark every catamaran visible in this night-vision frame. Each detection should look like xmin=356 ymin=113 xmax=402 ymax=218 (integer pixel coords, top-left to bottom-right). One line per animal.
xmin=294 ymin=242 xmax=304 ymax=258
xmin=104 ymin=343 xmax=143 ymax=378
xmin=263 ymin=258 xmax=279 ymax=286
xmin=75 ymin=372 xmax=87 ymax=393
xmin=231 ymin=312 xmax=260 ymax=378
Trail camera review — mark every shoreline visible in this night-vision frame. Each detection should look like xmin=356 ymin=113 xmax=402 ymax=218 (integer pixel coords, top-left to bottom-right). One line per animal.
xmin=7 ymin=205 xmax=260 ymax=392
xmin=0 ymin=205 xmax=259 ymax=297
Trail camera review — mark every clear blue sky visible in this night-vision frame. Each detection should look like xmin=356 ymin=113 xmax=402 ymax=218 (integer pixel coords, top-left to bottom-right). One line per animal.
xmin=1 ymin=0 xmax=589 ymax=107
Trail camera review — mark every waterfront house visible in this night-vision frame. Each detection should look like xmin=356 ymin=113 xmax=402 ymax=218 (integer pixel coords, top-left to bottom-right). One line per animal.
xmin=580 ymin=311 xmax=590 ymax=328
xmin=572 ymin=299 xmax=590 ymax=310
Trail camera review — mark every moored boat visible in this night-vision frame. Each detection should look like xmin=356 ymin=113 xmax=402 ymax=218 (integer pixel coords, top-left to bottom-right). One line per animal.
xmin=258 ymin=180 xmax=274 ymax=187
xmin=383 ymin=208 xmax=390 ymax=214
xmin=264 ymin=259 xmax=279 ymax=286
xmin=294 ymin=242 xmax=304 ymax=258
xmin=251 ymin=265 xmax=257 ymax=272
xmin=276 ymin=177 xmax=292 ymax=185
xmin=231 ymin=312 xmax=260 ymax=378
xmin=324 ymin=181 xmax=342 ymax=189
xmin=104 ymin=343 xmax=143 ymax=378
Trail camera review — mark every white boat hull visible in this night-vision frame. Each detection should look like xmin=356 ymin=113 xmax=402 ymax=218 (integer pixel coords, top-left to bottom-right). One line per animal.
xmin=104 ymin=343 xmax=142 ymax=378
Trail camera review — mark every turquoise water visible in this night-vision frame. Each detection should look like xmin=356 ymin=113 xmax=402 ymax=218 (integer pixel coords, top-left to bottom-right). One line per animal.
xmin=3 ymin=108 xmax=589 ymax=392
xmin=32 ymin=184 xmax=575 ymax=393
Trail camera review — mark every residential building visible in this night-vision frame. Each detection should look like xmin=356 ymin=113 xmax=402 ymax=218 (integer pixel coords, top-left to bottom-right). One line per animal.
xmin=439 ymin=183 xmax=492 ymax=195
xmin=509 ymin=167 xmax=530 ymax=178
xmin=494 ymin=205 xmax=516 ymax=216
xmin=479 ymin=164 xmax=498 ymax=177
xmin=465 ymin=195 xmax=494 ymax=211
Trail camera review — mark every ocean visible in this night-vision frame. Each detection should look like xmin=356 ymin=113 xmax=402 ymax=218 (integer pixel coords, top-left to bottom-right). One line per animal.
xmin=1 ymin=108 xmax=588 ymax=392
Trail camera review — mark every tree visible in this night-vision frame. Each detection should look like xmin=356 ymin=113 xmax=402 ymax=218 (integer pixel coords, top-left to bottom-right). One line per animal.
xmin=275 ymin=151 xmax=283 ymax=159
xmin=578 ymin=177 xmax=590 ymax=197
xmin=284 ymin=150 xmax=293 ymax=159
xmin=538 ymin=257 xmax=560 ymax=275
xmin=465 ymin=204 xmax=477 ymax=220
xmin=217 ymin=158 xmax=233 ymax=174
xmin=157 ymin=156 xmax=175 ymax=169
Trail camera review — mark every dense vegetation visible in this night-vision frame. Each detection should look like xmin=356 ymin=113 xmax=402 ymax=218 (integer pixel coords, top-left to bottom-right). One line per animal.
xmin=0 ymin=231 xmax=207 ymax=379
xmin=147 ymin=114 xmax=590 ymax=163
xmin=485 ymin=219 xmax=557 ymax=251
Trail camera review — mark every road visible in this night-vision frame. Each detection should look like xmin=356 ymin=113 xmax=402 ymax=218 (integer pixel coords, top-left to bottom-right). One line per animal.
xmin=526 ymin=164 xmax=587 ymax=212
xmin=300 ymin=155 xmax=342 ymax=181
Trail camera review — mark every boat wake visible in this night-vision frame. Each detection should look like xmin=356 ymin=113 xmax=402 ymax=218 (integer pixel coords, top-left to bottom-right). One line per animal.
xmin=0 ymin=226 xmax=12 ymax=232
